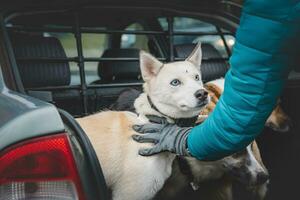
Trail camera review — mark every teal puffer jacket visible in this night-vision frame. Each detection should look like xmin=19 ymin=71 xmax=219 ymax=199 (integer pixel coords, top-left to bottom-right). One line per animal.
xmin=187 ymin=0 xmax=300 ymax=160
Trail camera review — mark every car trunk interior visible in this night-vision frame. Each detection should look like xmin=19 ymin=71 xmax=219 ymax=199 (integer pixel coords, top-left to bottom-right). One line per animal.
xmin=1 ymin=2 xmax=300 ymax=199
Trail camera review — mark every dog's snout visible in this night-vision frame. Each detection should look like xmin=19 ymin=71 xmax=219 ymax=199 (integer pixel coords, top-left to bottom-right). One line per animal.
xmin=256 ymin=172 xmax=269 ymax=185
xmin=195 ymin=89 xmax=208 ymax=101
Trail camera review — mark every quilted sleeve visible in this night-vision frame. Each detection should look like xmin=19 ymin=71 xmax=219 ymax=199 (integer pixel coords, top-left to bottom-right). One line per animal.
xmin=187 ymin=0 xmax=300 ymax=160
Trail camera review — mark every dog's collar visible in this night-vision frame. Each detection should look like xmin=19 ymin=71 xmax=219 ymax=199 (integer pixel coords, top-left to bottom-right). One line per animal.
xmin=146 ymin=95 xmax=198 ymax=127
xmin=147 ymin=95 xmax=174 ymax=120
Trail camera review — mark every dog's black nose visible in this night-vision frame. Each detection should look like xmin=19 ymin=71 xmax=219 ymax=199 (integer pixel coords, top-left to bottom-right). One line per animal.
xmin=194 ymin=89 xmax=208 ymax=101
xmin=256 ymin=172 xmax=269 ymax=184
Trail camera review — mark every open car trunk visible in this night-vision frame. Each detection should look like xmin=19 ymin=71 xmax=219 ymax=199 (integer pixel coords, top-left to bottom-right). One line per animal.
xmin=1 ymin=1 xmax=300 ymax=199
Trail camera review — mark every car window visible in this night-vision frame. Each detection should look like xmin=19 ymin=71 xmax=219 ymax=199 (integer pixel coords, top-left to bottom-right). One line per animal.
xmin=82 ymin=33 xmax=109 ymax=84
xmin=193 ymin=35 xmax=235 ymax=58
xmin=158 ymin=17 xmax=235 ymax=58
xmin=50 ymin=32 xmax=109 ymax=85
xmin=159 ymin=17 xmax=217 ymax=33
xmin=121 ymin=23 xmax=149 ymax=51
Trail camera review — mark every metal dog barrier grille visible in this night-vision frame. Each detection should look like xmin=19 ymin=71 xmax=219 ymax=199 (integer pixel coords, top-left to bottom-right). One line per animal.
xmin=3 ymin=3 xmax=240 ymax=116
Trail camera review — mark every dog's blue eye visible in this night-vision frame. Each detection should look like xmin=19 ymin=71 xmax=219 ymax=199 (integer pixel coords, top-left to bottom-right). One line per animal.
xmin=195 ymin=74 xmax=200 ymax=81
xmin=170 ymin=79 xmax=181 ymax=86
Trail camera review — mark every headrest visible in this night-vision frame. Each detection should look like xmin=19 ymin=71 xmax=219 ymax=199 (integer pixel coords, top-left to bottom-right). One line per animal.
xmin=174 ymin=43 xmax=229 ymax=83
xmin=11 ymin=34 xmax=70 ymax=88
xmin=98 ymin=48 xmax=142 ymax=83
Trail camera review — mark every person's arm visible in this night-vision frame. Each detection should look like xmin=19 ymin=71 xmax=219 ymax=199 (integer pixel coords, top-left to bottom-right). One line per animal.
xmin=188 ymin=0 xmax=300 ymax=160
xmin=132 ymin=0 xmax=300 ymax=160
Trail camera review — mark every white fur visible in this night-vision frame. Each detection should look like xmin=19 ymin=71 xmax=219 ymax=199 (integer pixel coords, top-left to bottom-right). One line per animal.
xmin=186 ymin=42 xmax=202 ymax=67
xmin=128 ymin=44 xmax=208 ymax=199
xmin=79 ymin=43 xmax=208 ymax=200
xmin=130 ymin=43 xmax=208 ymax=199
xmin=137 ymin=60 xmax=207 ymax=119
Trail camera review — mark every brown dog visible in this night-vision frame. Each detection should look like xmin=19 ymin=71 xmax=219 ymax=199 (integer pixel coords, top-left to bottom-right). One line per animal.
xmin=198 ymin=78 xmax=291 ymax=132
xmin=157 ymin=77 xmax=292 ymax=200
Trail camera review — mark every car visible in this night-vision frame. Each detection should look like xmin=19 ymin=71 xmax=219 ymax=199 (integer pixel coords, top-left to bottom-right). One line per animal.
xmin=0 ymin=0 xmax=299 ymax=200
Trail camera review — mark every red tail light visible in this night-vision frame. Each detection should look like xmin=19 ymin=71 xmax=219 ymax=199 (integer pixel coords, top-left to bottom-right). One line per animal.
xmin=0 ymin=133 xmax=85 ymax=200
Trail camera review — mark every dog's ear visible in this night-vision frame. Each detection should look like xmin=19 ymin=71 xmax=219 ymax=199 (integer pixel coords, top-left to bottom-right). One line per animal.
xmin=186 ymin=42 xmax=202 ymax=68
xmin=140 ymin=50 xmax=163 ymax=82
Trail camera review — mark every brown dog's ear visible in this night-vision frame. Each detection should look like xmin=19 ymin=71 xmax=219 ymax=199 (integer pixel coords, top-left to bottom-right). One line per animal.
xmin=186 ymin=42 xmax=202 ymax=68
xmin=140 ymin=50 xmax=163 ymax=82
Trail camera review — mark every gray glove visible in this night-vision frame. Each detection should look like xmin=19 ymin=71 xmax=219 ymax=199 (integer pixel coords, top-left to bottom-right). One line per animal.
xmin=132 ymin=116 xmax=192 ymax=156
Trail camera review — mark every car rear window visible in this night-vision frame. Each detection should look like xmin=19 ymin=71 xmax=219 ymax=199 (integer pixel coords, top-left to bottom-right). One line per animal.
xmin=158 ymin=17 xmax=234 ymax=58
xmin=121 ymin=23 xmax=149 ymax=51
xmin=48 ymin=32 xmax=109 ymax=85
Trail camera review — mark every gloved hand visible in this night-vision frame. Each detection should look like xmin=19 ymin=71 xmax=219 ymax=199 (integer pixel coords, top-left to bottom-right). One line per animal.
xmin=132 ymin=116 xmax=192 ymax=156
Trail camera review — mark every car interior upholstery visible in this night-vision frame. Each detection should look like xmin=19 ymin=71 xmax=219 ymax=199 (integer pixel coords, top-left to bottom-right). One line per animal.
xmin=94 ymin=48 xmax=142 ymax=84
xmin=10 ymin=33 xmax=90 ymax=115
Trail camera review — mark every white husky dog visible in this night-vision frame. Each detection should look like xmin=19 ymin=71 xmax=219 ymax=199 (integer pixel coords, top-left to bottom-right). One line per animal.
xmin=76 ymin=43 xmax=209 ymax=200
